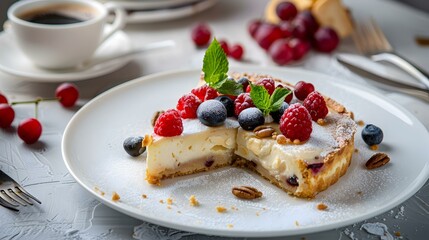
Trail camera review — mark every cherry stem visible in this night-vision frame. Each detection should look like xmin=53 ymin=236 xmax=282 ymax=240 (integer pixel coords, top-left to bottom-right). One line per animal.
xmin=11 ymin=97 xmax=59 ymax=106
xmin=11 ymin=97 xmax=59 ymax=119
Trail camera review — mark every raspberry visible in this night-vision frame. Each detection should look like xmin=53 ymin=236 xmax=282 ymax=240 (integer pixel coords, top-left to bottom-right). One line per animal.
xmin=176 ymin=93 xmax=201 ymax=119
xmin=234 ymin=93 xmax=255 ymax=116
xmin=279 ymin=103 xmax=312 ymax=142
xmin=294 ymin=81 xmax=314 ymax=100
xmin=154 ymin=109 xmax=183 ymax=137
xmin=191 ymin=85 xmax=219 ymax=101
xmin=303 ymin=91 xmax=328 ymax=121
xmin=256 ymin=78 xmax=275 ymax=95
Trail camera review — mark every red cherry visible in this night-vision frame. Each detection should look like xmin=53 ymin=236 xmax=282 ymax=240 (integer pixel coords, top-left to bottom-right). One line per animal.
xmin=294 ymin=81 xmax=315 ymax=100
xmin=313 ymin=27 xmax=340 ymax=53
xmin=279 ymin=21 xmax=293 ymax=38
xmin=0 ymin=93 xmax=7 ymax=104
xmin=255 ymin=23 xmax=283 ymax=50
xmin=191 ymin=23 xmax=211 ymax=47
xmin=295 ymin=10 xmax=319 ymax=34
xmin=288 ymin=38 xmax=311 ymax=60
xmin=276 ymin=2 xmax=298 ymax=21
xmin=230 ymin=44 xmax=244 ymax=60
xmin=248 ymin=19 xmax=262 ymax=38
xmin=219 ymin=40 xmax=229 ymax=55
xmin=0 ymin=103 xmax=15 ymax=128
xmin=17 ymin=118 xmax=42 ymax=144
xmin=268 ymin=39 xmax=294 ymax=65
xmin=56 ymin=83 xmax=79 ymax=108
xmin=292 ymin=18 xmax=310 ymax=39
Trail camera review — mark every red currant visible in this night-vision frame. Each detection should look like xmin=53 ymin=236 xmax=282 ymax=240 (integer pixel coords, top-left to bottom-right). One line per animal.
xmin=255 ymin=23 xmax=283 ymax=50
xmin=294 ymin=81 xmax=315 ymax=100
xmin=230 ymin=44 xmax=244 ymax=60
xmin=0 ymin=103 xmax=15 ymax=128
xmin=56 ymin=83 xmax=79 ymax=108
xmin=0 ymin=93 xmax=8 ymax=104
xmin=17 ymin=118 xmax=42 ymax=144
xmin=248 ymin=19 xmax=262 ymax=38
xmin=191 ymin=23 xmax=211 ymax=47
xmin=268 ymin=39 xmax=294 ymax=65
xmin=313 ymin=27 xmax=340 ymax=53
xmin=288 ymin=38 xmax=311 ymax=60
xmin=276 ymin=2 xmax=298 ymax=21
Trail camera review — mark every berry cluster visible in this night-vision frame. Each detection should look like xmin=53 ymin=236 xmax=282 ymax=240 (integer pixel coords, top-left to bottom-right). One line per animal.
xmin=249 ymin=2 xmax=340 ymax=65
xmin=153 ymin=77 xmax=330 ymax=144
xmin=0 ymin=83 xmax=79 ymax=144
xmin=191 ymin=24 xmax=245 ymax=61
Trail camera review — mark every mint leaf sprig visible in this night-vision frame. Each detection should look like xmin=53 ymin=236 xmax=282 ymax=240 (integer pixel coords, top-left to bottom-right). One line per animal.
xmin=202 ymin=39 xmax=243 ymax=96
xmin=250 ymin=84 xmax=290 ymax=116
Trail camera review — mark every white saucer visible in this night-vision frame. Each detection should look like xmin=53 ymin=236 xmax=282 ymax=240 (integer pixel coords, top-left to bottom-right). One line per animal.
xmin=99 ymin=0 xmax=201 ymax=10
xmin=106 ymin=0 xmax=217 ymax=23
xmin=0 ymin=30 xmax=131 ymax=82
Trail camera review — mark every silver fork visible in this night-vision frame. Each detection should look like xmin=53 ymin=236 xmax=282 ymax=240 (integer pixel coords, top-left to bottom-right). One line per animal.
xmin=353 ymin=19 xmax=429 ymax=89
xmin=0 ymin=169 xmax=41 ymax=211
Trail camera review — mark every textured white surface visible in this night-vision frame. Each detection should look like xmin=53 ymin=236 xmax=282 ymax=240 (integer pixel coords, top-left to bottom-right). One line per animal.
xmin=0 ymin=0 xmax=429 ymax=239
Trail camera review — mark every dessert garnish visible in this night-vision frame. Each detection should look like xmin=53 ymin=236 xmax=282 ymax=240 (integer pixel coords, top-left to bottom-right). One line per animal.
xmin=232 ymin=186 xmax=263 ymax=200
xmin=279 ymin=103 xmax=312 ymax=142
xmin=123 ymin=136 xmax=146 ymax=157
xmin=366 ymin=153 xmax=390 ymax=170
xmin=362 ymin=124 xmax=384 ymax=146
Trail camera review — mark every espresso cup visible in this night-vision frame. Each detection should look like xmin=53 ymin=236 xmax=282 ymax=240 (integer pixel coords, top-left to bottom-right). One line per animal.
xmin=7 ymin=0 xmax=127 ymax=69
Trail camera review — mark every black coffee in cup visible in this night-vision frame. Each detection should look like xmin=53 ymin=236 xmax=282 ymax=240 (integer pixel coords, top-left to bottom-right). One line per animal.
xmin=18 ymin=4 xmax=96 ymax=25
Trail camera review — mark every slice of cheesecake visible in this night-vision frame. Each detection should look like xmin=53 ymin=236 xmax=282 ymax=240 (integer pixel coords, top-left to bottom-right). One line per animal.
xmin=145 ymin=73 xmax=356 ymax=198
xmin=146 ymin=118 xmax=238 ymax=185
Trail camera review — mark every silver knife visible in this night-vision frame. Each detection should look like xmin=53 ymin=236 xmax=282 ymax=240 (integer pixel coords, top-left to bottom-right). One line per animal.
xmin=336 ymin=56 xmax=429 ymax=102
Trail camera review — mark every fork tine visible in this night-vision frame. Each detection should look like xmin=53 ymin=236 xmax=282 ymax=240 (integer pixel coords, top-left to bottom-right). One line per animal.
xmin=0 ymin=197 xmax=19 ymax=211
xmin=352 ymin=25 xmax=364 ymax=54
xmin=1 ymin=190 xmax=27 ymax=206
xmin=0 ymin=193 xmax=19 ymax=207
xmin=9 ymin=189 xmax=33 ymax=205
xmin=15 ymin=186 xmax=41 ymax=204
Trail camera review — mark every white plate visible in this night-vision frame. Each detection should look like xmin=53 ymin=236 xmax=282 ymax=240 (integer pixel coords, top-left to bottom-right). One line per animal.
xmin=98 ymin=0 xmax=202 ymax=10
xmin=0 ymin=30 xmax=131 ymax=82
xmin=124 ymin=0 xmax=217 ymax=24
xmin=62 ymin=67 xmax=429 ymax=237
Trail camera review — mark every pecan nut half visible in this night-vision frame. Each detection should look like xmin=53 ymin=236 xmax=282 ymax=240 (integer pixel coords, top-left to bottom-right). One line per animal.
xmin=366 ymin=152 xmax=390 ymax=169
xmin=232 ymin=186 xmax=263 ymax=199
xmin=151 ymin=110 xmax=165 ymax=127
xmin=253 ymin=125 xmax=275 ymax=139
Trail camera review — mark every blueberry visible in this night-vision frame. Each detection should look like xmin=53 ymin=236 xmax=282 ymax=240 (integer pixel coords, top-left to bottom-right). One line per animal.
xmin=237 ymin=77 xmax=250 ymax=91
xmin=197 ymin=100 xmax=227 ymax=126
xmin=362 ymin=124 xmax=383 ymax=146
xmin=286 ymin=175 xmax=299 ymax=186
xmin=238 ymin=107 xmax=265 ymax=130
xmin=215 ymin=96 xmax=234 ymax=117
xmin=270 ymin=102 xmax=289 ymax=123
xmin=123 ymin=136 xmax=145 ymax=157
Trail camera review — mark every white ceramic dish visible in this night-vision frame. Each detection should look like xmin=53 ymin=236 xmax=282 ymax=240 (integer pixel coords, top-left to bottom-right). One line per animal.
xmin=0 ymin=30 xmax=131 ymax=82
xmin=121 ymin=0 xmax=217 ymax=24
xmin=98 ymin=0 xmax=202 ymax=10
xmin=62 ymin=67 xmax=429 ymax=237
